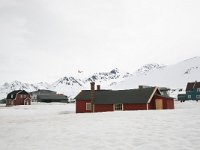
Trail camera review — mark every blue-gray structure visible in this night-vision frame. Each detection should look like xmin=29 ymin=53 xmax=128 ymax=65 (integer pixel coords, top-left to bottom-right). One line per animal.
xmin=30 ymin=90 xmax=68 ymax=103
xmin=177 ymin=94 xmax=186 ymax=102
xmin=178 ymin=81 xmax=200 ymax=102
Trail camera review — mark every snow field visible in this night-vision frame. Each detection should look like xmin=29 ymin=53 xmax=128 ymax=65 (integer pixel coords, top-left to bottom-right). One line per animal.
xmin=0 ymin=101 xmax=200 ymax=150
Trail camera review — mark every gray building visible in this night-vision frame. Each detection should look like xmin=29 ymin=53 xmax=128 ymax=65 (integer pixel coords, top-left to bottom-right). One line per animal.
xmin=30 ymin=90 xmax=68 ymax=103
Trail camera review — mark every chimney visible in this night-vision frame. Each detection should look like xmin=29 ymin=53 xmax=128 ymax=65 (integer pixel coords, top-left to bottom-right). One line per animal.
xmin=90 ymin=82 xmax=95 ymax=92
xmin=139 ymin=85 xmax=143 ymax=89
xmin=97 ymin=85 xmax=100 ymax=91
xmin=90 ymin=82 xmax=95 ymax=112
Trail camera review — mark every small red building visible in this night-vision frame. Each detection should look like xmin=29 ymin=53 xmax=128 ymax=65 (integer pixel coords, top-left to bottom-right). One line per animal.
xmin=75 ymin=82 xmax=174 ymax=113
xmin=6 ymin=90 xmax=31 ymax=106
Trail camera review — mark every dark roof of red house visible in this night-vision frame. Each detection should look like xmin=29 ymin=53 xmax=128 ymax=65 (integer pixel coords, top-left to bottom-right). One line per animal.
xmin=7 ymin=90 xmax=29 ymax=99
xmin=186 ymin=81 xmax=200 ymax=91
xmin=75 ymin=87 xmax=165 ymax=104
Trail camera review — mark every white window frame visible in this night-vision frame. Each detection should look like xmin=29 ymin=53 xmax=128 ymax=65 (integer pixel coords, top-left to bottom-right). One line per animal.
xmin=86 ymin=103 xmax=92 ymax=111
xmin=114 ymin=103 xmax=123 ymax=111
xmin=188 ymin=95 xmax=191 ymax=99
xmin=197 ymin=88 xmax=200 ymax=92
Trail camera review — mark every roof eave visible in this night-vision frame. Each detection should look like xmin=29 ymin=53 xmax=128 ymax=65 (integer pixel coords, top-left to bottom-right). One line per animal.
xmin=147 ymin=87 xmax=158 ymax=104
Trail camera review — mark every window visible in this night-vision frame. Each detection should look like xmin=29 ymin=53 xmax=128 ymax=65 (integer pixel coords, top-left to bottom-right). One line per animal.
xmin=20 ymin=95 xmax=23 ymax=98
xmin=24 ymin=95 xmax=26 ymax=98
xmin=86 ymin=103 xmax=91 ymax=111
xmin=196 ymin=95 xmax=200 ymax=99
xmin=114 ymin=104 xmax=123 ymax=111
xmin=188 ymin=95 xmax=191 ymax=99
xmin=197 ymin=88 xmax=200 ymax=92
xmin=11 ymin=94 xmax=13 ymax=99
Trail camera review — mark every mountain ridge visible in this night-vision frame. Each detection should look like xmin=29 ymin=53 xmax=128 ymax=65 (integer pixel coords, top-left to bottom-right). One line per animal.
xmin=0 ymin=68 xmax=134 ymax=100
xmin=111 ymin=56 xmax=200 ymax=97
xmin=0 ymin=56 xmax=200 ymax=100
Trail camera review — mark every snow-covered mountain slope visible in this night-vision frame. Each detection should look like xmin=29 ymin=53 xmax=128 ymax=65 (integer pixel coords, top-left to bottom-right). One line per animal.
xmin=50 ymin=68 xmax=132 ymax=98
xmin=135 ymin=63 xmax=166 ymax=75
xmin=0 ymin=81 xmax=50 ymax=100
xmin=49 ymin=77 xmax=84 ymax=99
xmin=1 ymin=57 xmax=200 ymax=100
xmin=112 ymin=57 xmax=200 ymax=97
xmin=84 ymin=68 xmax=132 ymax=88
xmin=0 ymin=68 xmax=132 ymax=100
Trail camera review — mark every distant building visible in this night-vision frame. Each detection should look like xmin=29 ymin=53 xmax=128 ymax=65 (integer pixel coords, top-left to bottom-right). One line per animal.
xmin=177 ymin=81 xmax=200 ymax=101
xmin=0 ymin=98 xmax=6 ymax=104
xmin=37 ymin=94 xmax=68 ymax=103
xmin=139 ymin=85 xmax=171 ymax=97
xmin=159 ymin=87 xmax=171 ymax=97
xmin=30 ymin=90 xmax=56 ymax=102
xmin=30 ymin=90 xmax=68 ymax=103
xmin=6 ymin=90 xmax=31 ymax=106
xmin=75 ymin=82 xmax=174 ymax=113
xmin=177 ymin=94 xmax=186 ymax=102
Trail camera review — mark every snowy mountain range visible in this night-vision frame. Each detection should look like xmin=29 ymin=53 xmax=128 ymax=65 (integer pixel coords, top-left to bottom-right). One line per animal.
xmin=0 ymin=68 xmax=132 ymax=100
xmin=112 ymin=56 xmax=200 ymax=97
xmin=1 ymin=56 xmax=200 ymax=100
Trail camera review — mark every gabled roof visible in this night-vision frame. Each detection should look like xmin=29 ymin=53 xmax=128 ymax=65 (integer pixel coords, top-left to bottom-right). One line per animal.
xmin=75 ymin=87 xmax=158 ymax=104
xmin=186 ymin=82 xmax=195 ymax=91
xmin=74 ymin=90 xmax=111 ymax=100
xmin=37 ymin=94 xmax=68 ymax=100
xmin=186 ymin=81 xmax=200 ymax=91
xmin=7 ymin=90 xmax=29 ymax=99
xmin=194 ymin=82 xmax=200 ymax=89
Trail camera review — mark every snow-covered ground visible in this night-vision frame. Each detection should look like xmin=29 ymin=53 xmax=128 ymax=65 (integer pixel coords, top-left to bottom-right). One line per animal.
xmin=0 ymin=101 xmax=200 ymax=150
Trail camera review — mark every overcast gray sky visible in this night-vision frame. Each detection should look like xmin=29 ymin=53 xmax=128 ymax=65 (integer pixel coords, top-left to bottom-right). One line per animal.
xmin=0 ymin=0 xmax=200 ymax=84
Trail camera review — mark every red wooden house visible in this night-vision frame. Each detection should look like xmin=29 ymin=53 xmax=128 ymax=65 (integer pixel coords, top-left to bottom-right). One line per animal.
xmin=75 ymin=82 xmax=174 ymax=113
xmin=6 ymin=90 xmax=31 ymax=106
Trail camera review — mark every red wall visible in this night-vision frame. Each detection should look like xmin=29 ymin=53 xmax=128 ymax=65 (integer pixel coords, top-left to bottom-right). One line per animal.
xmin=76 ymin=96 xmax=174 ymax=113
xmin=124 ymin=104 xmax=147 ymax=110
xmin=76 ymin=99 xmax=91 ymax=113
xmin=151 ymin=95 xmax=174 ymax=109
xmin=76 ymin=101 xmax=114 ymax=113
xmin=14 ymin=94 xmax=31 ymax=105
xmin=14 ymin=94 xmax=24 ymax=105
xmin=95 ymin=104 xmax=147 ymax=112
xmin=148 ymin=98 xmax=156 ymax=110
xmin=163 ymin=99 xmax=174 ymax=109
xmin=94 ymin=104 xmax=113 ymax=112
xmin=76 ymin=100 xmax=148 ymax=113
